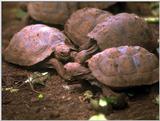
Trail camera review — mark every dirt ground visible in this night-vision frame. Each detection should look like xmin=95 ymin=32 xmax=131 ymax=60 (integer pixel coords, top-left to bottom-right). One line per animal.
xmin=2 ymin=2 xmax=159 ymax=120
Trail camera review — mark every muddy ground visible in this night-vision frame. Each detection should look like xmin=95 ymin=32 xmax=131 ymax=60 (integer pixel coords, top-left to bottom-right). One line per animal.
xmin=2 ymin=2 xmax=159 ymax=120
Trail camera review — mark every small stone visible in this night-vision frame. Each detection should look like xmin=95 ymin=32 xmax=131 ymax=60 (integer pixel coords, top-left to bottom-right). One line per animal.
xmin=62 ymin=85 xmax=71 ymax=91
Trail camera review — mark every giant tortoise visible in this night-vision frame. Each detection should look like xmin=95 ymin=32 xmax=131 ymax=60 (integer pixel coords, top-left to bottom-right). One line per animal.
xmin=64 ymin=46 xmax=159 ymax=108
xmin=3 ymin=24 xmax=76 ymax=80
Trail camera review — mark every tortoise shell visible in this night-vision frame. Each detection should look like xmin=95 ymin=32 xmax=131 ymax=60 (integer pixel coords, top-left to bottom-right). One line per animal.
xmin=87 ymin=13 xmax=155 ymax=51
xmin=88 ymin=46 xmax=159 ymax=88
xmin=4 ymin=24 xmax=67 ymax=66
xmin=27 ymin=2 xmax=116 ymax=25
xmin=64 ymin=8 xmax=112 ymax=50
xmin=28 ymin=2 xmax=78 ymax=25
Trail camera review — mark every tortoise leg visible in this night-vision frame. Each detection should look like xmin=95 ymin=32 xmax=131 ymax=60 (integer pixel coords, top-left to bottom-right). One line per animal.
xmin=102 ymin=85 xmax=128 ymax=109
xmin=47 ymin=58 xmax=71 ymax=80
xmin=63 ymin=62 xmax=96 ymax=84
xmin=74 ymin=44 xmax=99 ymax=63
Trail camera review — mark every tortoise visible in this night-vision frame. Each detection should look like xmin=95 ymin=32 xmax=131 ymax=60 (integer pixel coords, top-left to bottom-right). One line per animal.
xmin=64 ymin=7 xmax=112 ymax=51
xmin=64 ymin=46 xmax=159 ymax=107
xmin=72 ymin=13 xmax=156 ymax=63
xmin=3 ymin=24 xmax=76 ymax=80
xmin=27 ymin=2 xmax=116 ymax=25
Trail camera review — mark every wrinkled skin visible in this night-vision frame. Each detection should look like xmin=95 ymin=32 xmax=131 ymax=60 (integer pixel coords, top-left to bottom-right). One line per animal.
xmin=74 ymin=13 xmax=156 ymax=64
xmin=3 ymin=24 xmax=74 ymax=80
xmin=54 ymin=44 xmax=71 ymax=62
xmin=64 ymin=46 xmax=159 ymax=108
xmin=64 ymin=62 xmax=95 ymax=82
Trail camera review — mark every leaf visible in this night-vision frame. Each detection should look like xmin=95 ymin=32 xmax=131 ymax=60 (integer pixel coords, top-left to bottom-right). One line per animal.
xmin=3 ymin=87 xmax=19 ymax=93
xmin=144 ymin=17 xmax=159 ymax=23
xmin=89 ymin=113 xmax=107 ymax=120
xmin=25 ymin=72 xmax=50 ymax=86
xmin=105 ymin=96 xmax=118 ymax=105
xmin=37 ymin=93 xmax=44 ymax=100
xmin=83 ymin=90 xmax=93 ymax=100
xmin=99 ymin=97 xmax=108 ymax=107
xmin=12 ymin=8 xmax=27 ymax=20
xmin=10 ymin=88 xmax=19 ymax=93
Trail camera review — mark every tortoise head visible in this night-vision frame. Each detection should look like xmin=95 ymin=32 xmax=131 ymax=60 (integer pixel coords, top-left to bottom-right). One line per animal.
xmin=55 ymin=44 xmax=71 ymax=62
xmin=64 ymin=62 xmax=91 ymax=82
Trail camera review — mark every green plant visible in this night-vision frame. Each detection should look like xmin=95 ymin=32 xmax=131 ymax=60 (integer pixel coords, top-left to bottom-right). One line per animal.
xmin=104 ymin=96 xmax=118 ymax=105
xmin=79 ymin=90 xmax=93 ymax=102
xmin=37 ymin=93 xmax=44 ymax=100
xmin=144 ymin=17 xmax=159 ymax=23
xmin=25 ymin=72 xmax=50 ymax=86
xmin=100 ymin=95 xmax=127 ymax=109
xmin=90 ymin=97 xmax=113 ymax=115
xmin=83 ymin=90 xmax=93 ymax=100
xmin=17 ymin=72 xmax=50 ymax=94
xmin=99 ymin=97 xmax=108 ymax=107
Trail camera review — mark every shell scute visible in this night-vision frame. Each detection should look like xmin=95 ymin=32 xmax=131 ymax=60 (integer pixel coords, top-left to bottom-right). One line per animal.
xmin=117 ymin=55 xmax=136 ymax=75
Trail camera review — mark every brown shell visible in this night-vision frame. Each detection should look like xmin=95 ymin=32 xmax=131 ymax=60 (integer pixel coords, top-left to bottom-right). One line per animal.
xmin=4 ymin=24 xmax=67 ymax=66
xmin=64 ymin=8 xmax=112 ymax=50
xmin=88 ymin=13 xmax=155 ymax=51
xmin=28 ymin=2 xmax=78 ymax=25
xmin=28 ymin=2 xmax=115 ymax=25
xmin=88 ymin=46 xmax=159 ymax=88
